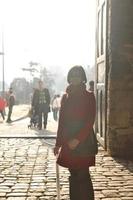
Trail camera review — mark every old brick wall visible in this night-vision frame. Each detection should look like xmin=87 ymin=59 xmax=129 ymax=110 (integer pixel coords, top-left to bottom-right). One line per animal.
xmin=107 ymin=0 xmax=133 ymax=159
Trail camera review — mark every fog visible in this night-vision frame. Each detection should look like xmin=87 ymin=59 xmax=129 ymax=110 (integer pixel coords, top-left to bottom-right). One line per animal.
xmin=0 ymin=0 xmax=96 ymax=90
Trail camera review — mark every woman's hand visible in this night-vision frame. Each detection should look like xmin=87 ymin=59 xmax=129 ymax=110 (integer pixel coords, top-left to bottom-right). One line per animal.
xmin=68 ymin=139 xmax=79 ymax=150
xmin=53 ymin=146 xmax=60 ymax=156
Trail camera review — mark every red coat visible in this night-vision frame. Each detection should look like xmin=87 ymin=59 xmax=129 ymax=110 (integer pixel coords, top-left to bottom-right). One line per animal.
xmin=56 ymin=84 xmax=96 ymax=169
xmin=0 ymin=98 xmax=6 ymax=111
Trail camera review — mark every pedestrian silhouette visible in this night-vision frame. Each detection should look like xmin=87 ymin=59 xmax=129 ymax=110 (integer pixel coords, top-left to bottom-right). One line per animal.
xmin=6 ymin=88 xmax=15 ymax=123
xmin=32 ymin=80 xmax=51 ymax=130
xmin=0 ymin=96 xmax=6 ymax=121
xmin=51 ymin=94 xmax=61 ymax=121
xmin=89 ymin=80 xmax=94 ymax=92
xmin=54 ymin=65 xmax=97 ymax=200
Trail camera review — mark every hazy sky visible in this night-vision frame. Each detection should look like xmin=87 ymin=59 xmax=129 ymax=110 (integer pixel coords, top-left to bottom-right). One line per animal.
xmin=0 ymin=0 xmax=96 ymax=84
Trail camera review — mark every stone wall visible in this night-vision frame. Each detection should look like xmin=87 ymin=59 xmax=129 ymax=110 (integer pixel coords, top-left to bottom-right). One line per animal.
xmin=107 ymin=0 xmax=133 ymax=159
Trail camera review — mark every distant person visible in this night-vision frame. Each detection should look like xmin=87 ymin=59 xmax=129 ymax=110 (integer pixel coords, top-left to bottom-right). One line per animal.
xmin=0 ymin=96 xmax=6 ymax=121
xmin=51 ymin=94 xmax=61 ymax=121
xmin=32 ymin=80 xmax=51 ymax=130
xmin=89 ymin=80 xmax=94 ymax=92
xmin=54 ymin=66 xmax=97 ymax=200
xmin=6 ymin=88 xmax=15 ymax=123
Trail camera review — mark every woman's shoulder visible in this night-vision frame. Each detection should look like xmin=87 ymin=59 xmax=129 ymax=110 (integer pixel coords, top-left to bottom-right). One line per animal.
xmin=34 ymin=88 xmax=39 ymax=93
xmin=43 ymin=88 xmax=49 ymax=92
xmin=61 ymin=93 xmax=67 ymax=100
xmin=60 ymin=93 xmax=68 ymax=104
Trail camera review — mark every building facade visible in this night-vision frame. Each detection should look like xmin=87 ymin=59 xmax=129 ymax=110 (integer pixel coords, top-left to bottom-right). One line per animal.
xmin=95 ymin=0 xmax=133 ymax=159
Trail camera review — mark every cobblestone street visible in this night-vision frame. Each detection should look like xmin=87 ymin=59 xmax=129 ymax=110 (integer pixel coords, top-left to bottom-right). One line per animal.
xmin=0 ymin=105 xmax=133 ymax=199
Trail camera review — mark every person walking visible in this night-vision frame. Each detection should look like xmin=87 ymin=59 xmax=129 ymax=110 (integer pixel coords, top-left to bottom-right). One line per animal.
xmin=51 ymin=94 xmax=61 ymax=121
xmin=32 ymin=80 xmax=51 ymax=130
xmin=89 ymin=80 xmax=94 ymax=92
xmin=0 ymin=96 xmax=6 ymax=121
xmin=54 ymin=66 xmax=97 ymax=200
xmin=6 ymin=88 xmax=15 ymax=123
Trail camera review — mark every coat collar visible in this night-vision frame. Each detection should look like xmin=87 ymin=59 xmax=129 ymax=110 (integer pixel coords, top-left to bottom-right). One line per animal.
xmin=66 ymin=83 xmax=86 ymax=96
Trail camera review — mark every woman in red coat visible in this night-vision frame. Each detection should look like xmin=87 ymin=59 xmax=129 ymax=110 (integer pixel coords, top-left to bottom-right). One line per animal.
xmin=0 ymin=96 xmax=6 ymax=120
xmin=54 ymin=66 xmax=97 ymax=200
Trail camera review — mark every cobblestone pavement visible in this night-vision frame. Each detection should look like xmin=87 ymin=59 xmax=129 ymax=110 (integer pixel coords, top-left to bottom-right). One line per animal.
xmin=0 ymin=105 xmax=133 ymax=200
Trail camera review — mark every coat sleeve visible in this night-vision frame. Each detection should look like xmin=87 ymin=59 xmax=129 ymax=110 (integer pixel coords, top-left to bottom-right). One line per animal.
xmin=45 ymin=88 xmax=51 ymax=105
xmin=76 ymin=92 xmax=96 ymax=143
xmin=32 ymin=90 xmax=37 ymax=107
xmin=55 ymin=94 xmax=67 ymax=147
xmin=31 ymin=89 xmax=38 ymax=107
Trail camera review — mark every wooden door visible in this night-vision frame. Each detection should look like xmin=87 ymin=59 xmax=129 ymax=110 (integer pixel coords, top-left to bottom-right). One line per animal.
xmin=95 ymin=0 xmax=108 ymax=149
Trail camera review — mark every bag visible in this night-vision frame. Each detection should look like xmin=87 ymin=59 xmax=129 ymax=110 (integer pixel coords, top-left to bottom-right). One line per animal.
xmin=65 ymin=121 xmax=98 ymax=156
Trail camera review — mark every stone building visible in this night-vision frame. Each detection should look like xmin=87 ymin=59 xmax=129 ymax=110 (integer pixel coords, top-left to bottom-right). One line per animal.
xmin=95 ymin=0 xmax=133 ymax=159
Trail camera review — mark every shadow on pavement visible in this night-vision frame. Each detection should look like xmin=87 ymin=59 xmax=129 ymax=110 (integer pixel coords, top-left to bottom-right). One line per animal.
xmin=11 ymin=115 xmax=28 ymax=122
xmin=113 ymin=157 xmax=133 ymax=173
